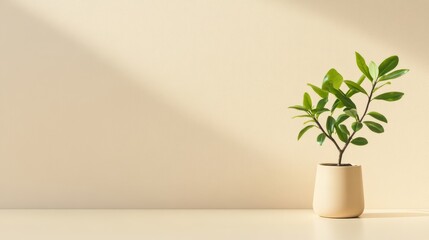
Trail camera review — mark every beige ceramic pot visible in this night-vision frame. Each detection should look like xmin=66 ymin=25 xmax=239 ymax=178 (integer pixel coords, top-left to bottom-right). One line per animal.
xmin=313 ymin=164 xmax=364 ymax=218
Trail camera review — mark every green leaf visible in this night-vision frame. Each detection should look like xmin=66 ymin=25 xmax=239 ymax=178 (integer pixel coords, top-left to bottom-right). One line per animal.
xmin=313 ymin=108 xmax=330 ymax=116
xmin=355 ymin=52 xmax=372 ymax=81
xmin=335 ymin=125 xmax=348 ymax=143
xmin=303 ymin=119 xmax=315 ymax=125
xmin=351 ymin=122 xmax=363 ymax=132
xmin=344 ymin=109 xmax=359 ymax=120
xmin=317 ymin=133 xmax=326 ymax=146
xmin=379 ymin=69 xmax=409 ymax=81
xmin=326 ymin=116 xmax=336 ymax=135
xmin=344 ymin=80 xmax=368 ymax=95
xmin=351 ymin=137 xmax=368 ymax=146
xmin=373 ymin=92 xmax=404 ymax=102
xmin=367 ymin=112 xmax=388 ymax=123
xmin=316 ymin=98 xmax=329 ymax=110
xmin=378 ymin=55 xmax=398 ymax=76
xmin=289 ymin=105 xmax=308 ymax=111
xmin=330 ymin=99 xmax=343 ymax=112
xmin=369 ymin=61 xmax=379 ymax=80
xmin=342 ymin=75 xmax=365 ymax=98
xmin=298 ymin=125 xmax=315 ymax=140
xmin=356 ymin=74 xmax=366 ymax=85
xmin=364 ymin=121 xmax=384 ymax=133
xmin=330 ymin=88 xmax=357 ymax=109
xmin=340 ymin=124 xmax=350 ymax=136
xmin=308 ymin=84 xmax=329 ymax=98
xmin=303 ymin=92 xmax=312 ymax=109
xmin=336 ymin=114 xmax=350 ymax=125
xmin=374 ymin=82 xmax=391 ymax=93
xmin=322 ymin=68 xmax=343 ymax=90
xmin=292 ymin=115 xmax=312 ymax=119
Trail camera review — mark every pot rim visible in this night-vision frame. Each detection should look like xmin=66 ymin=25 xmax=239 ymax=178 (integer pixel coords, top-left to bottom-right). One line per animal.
xmin=318 ymin=163 xmax=361 ymax=168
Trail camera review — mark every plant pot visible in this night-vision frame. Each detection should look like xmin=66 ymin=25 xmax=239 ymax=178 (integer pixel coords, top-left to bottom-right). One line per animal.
xmin=313 ymin=163 xmax=364 ymax=218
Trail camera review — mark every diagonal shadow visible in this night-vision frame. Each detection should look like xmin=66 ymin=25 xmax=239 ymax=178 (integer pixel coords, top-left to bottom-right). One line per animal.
xmin=282 ymin=0 xmax=429 ymax=62
xmin=0 ymin=1 xmax=309 ymax=208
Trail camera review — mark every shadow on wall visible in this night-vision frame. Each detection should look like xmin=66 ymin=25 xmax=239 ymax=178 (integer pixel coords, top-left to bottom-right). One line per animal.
xmin=0 ymin=1 xmax=307 ymax=208
xmin=284 ymin=0 xmax=429 ymax=61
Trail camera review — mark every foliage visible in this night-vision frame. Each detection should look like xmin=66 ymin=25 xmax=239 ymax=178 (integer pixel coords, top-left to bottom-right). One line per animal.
xmin=289 ymin=52 xmax=409 ymax=165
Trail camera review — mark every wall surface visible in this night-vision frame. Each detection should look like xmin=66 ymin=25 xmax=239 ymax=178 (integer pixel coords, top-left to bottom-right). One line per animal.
xmin=0 ymin=0 xmax=428 ymax=208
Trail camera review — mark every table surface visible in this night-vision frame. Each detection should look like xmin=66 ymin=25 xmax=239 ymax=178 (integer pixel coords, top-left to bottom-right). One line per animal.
xmin=1 ymin=209 xmax=428 ymax=240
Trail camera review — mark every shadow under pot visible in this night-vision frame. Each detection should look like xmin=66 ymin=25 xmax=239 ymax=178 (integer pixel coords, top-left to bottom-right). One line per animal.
xmin=313 ymin=163 xmax=364 ymax=218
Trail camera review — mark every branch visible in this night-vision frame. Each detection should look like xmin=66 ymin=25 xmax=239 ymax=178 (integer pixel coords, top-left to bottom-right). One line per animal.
xmin=313 ymin=116 xmax=342 ymax=152
xmin=341 ymin=80 xmax=378 ymax=153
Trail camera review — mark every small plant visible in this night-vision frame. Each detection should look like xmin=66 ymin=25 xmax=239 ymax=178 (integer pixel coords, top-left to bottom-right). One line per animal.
xmin=289 ymin=52 xmax=409 ymax=165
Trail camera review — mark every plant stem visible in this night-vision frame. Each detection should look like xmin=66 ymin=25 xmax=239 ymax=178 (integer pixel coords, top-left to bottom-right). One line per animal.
xmin=311 ymin=78 xmax=378 ymax=165
xmin=338 ymin=150 xmax=344 ymax=165
xmin=312 ymin=117 xmax=342 ymax=152
xmin=338 ymin=80 xmax=378 ymax=165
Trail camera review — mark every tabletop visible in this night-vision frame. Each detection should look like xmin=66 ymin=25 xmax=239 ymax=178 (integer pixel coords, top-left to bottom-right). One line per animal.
xmin=0 ymin=209 xmax=428 ymax=240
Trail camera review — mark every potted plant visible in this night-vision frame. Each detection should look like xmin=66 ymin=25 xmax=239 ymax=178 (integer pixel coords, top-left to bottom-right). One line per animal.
xmin=289 ymin=52 xmax=409 ymax=218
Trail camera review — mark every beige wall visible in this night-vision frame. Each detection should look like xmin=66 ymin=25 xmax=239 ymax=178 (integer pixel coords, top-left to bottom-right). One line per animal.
xmin=0 ymin=0 xmax=427 ymax=208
